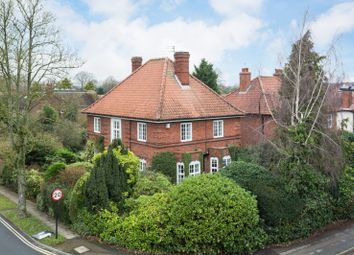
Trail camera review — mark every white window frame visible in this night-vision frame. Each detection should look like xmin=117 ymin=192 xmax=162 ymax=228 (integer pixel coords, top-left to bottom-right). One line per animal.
xmin=137 ymin=122 xmax=147 ymax=142
xmin=213 ymin=120 xmax=224 ymax=138
xmin=139 ymin=158 xmax=147 ymax=172
xmin=189 ymin=161 xmax=201 ymax=177
xmin=94 ymin=117 xmax=101 ymax=133
xmin=210 ymin=157 xmax=219 ymax=173
xmin=222 ymin=155 xmax=231 ymax=166
xmin=111 ymin=118 xmax=122 ymax=141
xmin=176 ymin=162 xmax=185 ymax=184
xmin=327 ymin=114 xmax=333 ymax=128
xmin=180 ymin=122 xmax=192 ymax=142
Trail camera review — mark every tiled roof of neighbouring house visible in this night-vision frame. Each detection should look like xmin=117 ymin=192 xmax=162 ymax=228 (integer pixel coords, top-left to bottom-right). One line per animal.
xmin=82 ymin=58 xmax=243 ymax=120
xmin=224 ymin=76 xmax=281 ymax=115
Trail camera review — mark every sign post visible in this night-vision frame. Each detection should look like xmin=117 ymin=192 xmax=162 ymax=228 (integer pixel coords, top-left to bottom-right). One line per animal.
xmin=51 ymin=188 xmax=63 ymax=239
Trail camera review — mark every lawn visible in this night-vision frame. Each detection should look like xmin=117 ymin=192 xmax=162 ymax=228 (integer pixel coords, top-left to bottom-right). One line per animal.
xmin=0 ymin=194 xmax=65 ymax=246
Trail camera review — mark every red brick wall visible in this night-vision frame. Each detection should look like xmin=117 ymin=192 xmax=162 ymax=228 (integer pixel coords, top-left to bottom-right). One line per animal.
xmin=86 ymin=115 xmax=241 ymax=168
xmin=240 ymin=114 xmax=276 ymax=147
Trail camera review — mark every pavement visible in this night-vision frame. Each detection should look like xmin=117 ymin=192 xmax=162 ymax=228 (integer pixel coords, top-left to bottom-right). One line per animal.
xmin=0 ymin=185 xmax=131 ymax=255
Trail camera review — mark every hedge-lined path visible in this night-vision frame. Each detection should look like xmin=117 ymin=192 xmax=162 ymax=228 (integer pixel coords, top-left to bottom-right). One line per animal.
xmin=257 ymin=220 xmax=354 ymax=255
xmin=0 ymin=185 xmax=132 ymax=255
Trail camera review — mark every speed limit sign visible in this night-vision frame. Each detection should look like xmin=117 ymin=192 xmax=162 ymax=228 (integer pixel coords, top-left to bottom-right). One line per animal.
xmin=51 ymin=188 xmax=63 ymax=202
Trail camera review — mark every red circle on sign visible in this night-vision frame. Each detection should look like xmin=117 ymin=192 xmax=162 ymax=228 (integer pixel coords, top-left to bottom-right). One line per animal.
xmin=51 ymin=188 xmax=63 ymax=202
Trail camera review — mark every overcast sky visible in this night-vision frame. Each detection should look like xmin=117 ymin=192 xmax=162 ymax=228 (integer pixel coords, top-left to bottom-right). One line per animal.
xmin=47 ymin=0 xmax=354 ymax=86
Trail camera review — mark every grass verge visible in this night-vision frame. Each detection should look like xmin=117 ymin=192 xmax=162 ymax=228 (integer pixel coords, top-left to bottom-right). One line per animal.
xmin=0 ymin=194 xmax=65 ymax=246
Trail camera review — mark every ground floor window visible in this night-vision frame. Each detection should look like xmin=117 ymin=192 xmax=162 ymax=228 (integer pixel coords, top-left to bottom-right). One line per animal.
xmin=176 ymin=162 xmax=184 ymax=184
xmin=210 ymin=157 xmax=219 ymax=173
xmin=189 ymin=161 xmax=201 ymax=176
xmin=139 ymin=158 xmax=147 ymax=171
xmin=222 ymin=155 xmax=231 ymax=166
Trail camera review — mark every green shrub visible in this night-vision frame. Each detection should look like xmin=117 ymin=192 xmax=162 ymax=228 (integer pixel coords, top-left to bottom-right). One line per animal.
xmin=26 ymin=133 xmax=62 ymax=166
xmin=151 ymin=152 xmax=177 ymax=183
xmin=131 ymin=172 xmax=172 ymax=198
xmin=57 ymin=164 xmax=87 ymax=188
xmin=166 ymin=174 xmax=266 ymax=254
xmin=54 ymin=120 xmax=86 ymax=152
xmin=220 ymin=161 xmax=304 ymax=226
xmin=72 ymin=207 xmax=106 ymax=237
xmin=26 ymin=169 xmax=43 ymax=200
xmin=1 ymin=162 xmax=17 ymax=191
xmin=68 ymin=172 xmax=90 ymax=223
xmin=54 ymin=148 xmax=78 ymax=164
xmin=94 ymin=136 xmax=105 ymax=153
xmin=98 ymin=174 xmax=266 ymax=254
xmin=39 ymin=105 xmax=58 ymax=131
xmin=83 ymin=140 xmax=95 ymax=162
xmin=334 ymin=166 xmax=354 ymax=219
xmin=45 ymin=162 xmax=66 ymax=181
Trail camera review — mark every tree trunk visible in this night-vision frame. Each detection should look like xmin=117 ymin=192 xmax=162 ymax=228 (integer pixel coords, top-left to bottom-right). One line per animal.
xmin=17 ymin=139 xmax=26 ymax=218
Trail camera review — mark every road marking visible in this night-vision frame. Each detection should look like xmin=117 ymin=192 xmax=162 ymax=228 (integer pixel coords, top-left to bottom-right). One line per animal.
xmin=337 ymin=246 xmax=354 ymax=255
xmin=0 ymin=216 xmax=59 ymax=255
xmin=280 ymin=244 xmax=311 ymax=255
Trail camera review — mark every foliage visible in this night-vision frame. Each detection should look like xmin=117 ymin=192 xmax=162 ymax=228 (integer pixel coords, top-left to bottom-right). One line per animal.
xmin=182 ymin=152 xmax=192 ymax=177
xmin=220 ymin=161 xmax=304 ymax=226
xmin=83 ymin=140 xmax=95 ymax=162
xmin=63 ymin=102 xmax=78 ymax=122
xmin=130 ymin=171 xmax=172 ymax=199
xmin=53 ymin=148 xmax=78 ymax=164
xmin=44 ymin=162 xmax=66 ymax=181
xmin=341 ymin=131 xmax=354 ymax=167
xmin=38 ymin=105 xmax=58 ymax=131
xmin=334 ymin=166 xmax=354 ymax=219
xmin=84 ymin=156 xmax=109 ymax=211
xmin=151 ymin=152 xmax=177 ymax=183
xmin=94 ymin=136 xmax=105 ymax=153
xmin=57 ymin=78 xmax=73 ymax=89
xmin=1 ymin=162 xmax=17 ymax=191
xmin=227 ymin=144 xmax=259 ymax=164
xmin=84 ymin=80 xmax=96 ymax=91
xmin=26 ymin=133 xmax=63 ymax=166
xmin=54 ymin=120 xmax=86 ymax=152
xmin=25 ymin=169 xmax=43 ymax=200
xmin=57 ymin=163 xmax=88 ymax=188
xmin=72 ymin=207 xmax=105 ymax=236
xmin=193 ymin=58 xmax=220 ymax=93
xmin=68 ymin=172 xmax=90 ymax=223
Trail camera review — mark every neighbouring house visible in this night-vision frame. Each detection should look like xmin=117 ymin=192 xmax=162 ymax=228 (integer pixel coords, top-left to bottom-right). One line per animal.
xmin=31 ymin=86 xmax=97 ymax=117
xmin=326 ymin=83 xmax=354 ymax=132
xmin=82 ymin=52 xmax=243 ymax=180
xmin=224 ymin=68 xmax=281 ymax=146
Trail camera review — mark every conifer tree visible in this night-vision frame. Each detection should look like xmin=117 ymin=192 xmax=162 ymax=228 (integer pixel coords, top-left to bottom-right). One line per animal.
xmin=193 ymin=58 xmax=220 ymax=93
xmin=84 ymin=156 xmax=109 ymax=210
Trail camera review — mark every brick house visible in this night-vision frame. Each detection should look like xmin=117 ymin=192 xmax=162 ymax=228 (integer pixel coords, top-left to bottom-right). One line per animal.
xmin=82 ymin=52 xmax=243 ymax=182
xmin=326 ymin=83 xmax=354 ymax=132
xmin=224 ymin=68 xmax=281 ymax=146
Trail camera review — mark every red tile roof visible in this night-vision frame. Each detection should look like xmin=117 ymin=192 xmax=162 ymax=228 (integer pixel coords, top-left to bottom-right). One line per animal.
xmin=82 ymin=58 xmax=243 ymax=120
xmin=224 ymin=76 xmax=281 ymax=115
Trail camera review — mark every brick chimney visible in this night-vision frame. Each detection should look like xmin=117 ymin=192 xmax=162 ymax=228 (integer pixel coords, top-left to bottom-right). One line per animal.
xmin=342 ymin=91 xmax=352 ymax=109
xmin=174 ymin=51 xmax=190 ymax=85
xmin=273 ymin=68 xmax=283 ymax=77
xmin=131 ymin=56 xmax=142 ymax=72
xmin=239 ymin=68 xmax=251 ymax=91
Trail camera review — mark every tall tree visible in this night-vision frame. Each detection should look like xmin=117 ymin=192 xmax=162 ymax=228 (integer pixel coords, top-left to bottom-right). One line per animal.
xmin=193 ymin=58 xmax=220 ymax=93
xmin=0 ymin=0 xmax=79 ymax=216
xmin=57 ymin=78 xmax=73 ymax=89
xmin=84 ymin=80 xmax=96 ymax=91
xmin=74 ymin=71 xmax=94 ymax=90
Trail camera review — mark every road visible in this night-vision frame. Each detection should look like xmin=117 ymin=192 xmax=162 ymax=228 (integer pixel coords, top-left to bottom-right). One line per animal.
xmin=0 ymin=219 xmax=41 ymax=255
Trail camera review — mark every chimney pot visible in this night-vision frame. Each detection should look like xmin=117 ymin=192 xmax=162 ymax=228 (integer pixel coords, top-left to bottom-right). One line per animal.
xmin=131 ymin=56 xmax=142 ymax=72
xmin=239 ymin=67 xmax=251 ymax=91
xmin=174 ymin=51 xmax=190 ymax=85
xmin=273 ymin=68 xmax=283 ymax=77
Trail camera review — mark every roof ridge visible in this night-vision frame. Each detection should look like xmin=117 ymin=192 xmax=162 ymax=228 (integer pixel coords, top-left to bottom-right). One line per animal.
xmin=156 ymin=58 xmax=169 ymax=119
xmin=190 ymin=75 xmax=245 ymax=114
xmin=82 ymin=59 xmax=154 ymax=113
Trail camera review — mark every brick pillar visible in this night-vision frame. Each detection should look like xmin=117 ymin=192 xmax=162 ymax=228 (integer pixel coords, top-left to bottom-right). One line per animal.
xmin=131 ymin=56 xmax=143 ymax=72
xmin=239 ymin=68 xmax=251 ymax=91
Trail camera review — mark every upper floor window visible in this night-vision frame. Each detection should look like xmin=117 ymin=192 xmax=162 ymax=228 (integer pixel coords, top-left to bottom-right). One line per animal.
xmin=176 ymin=162 xmax=185 ymax=184
xmin=111 ymin=118 xmax=121 ymax=141
xmin=94 ymin=117 xmax=101 ymax=133
xmin=210 ymin=157 xmax=219 ymax=173
xmin=222 ymin=155 xmax=231 ymax=166
xmin=189 ymin=161 xmax=200 ymax=176
xmin=181 ymin=122 xmax=192 ymax=142
xmin=327 ymin=114 xmax=333 ymax=128
xmin=139 ymin=158 xmax=147 ymax=171
xmin=137 ymin=122 xmax=147 ymax=142
xmin=213 ymin=120 xmax=224 ymax=138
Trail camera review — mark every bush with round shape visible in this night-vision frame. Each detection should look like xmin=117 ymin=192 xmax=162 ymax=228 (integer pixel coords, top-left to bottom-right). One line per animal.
xmin=335 ymin=166 xmax=354 ymax=219
xmin=220 ymin=161 xmax=304 ymax=226
xmin=131 ymin=171 xmax=172 ymax=198
xmin=68 ymin=172 xmax=90 ymax=223
xmin=44 ymin=162 xmax=66 ymax=181
xmin=26 ymin=169 xmax=43 ymax=200
xmin=54 ymin=148 xmax=78 ymax=164
xmin=151 ymin=152 xmax=177 ymax=183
